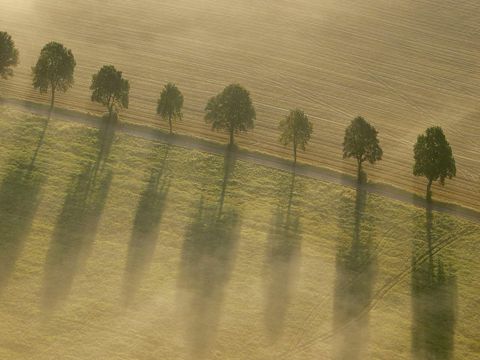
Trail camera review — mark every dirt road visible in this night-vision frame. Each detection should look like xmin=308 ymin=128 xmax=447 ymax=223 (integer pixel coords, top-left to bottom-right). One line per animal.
xmin=2 ymin=97 xmax=478 ymax=225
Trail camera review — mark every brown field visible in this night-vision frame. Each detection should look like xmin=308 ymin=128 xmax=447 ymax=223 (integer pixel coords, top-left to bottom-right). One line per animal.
xmin=1 ymin=0 xmax=479 ymax=210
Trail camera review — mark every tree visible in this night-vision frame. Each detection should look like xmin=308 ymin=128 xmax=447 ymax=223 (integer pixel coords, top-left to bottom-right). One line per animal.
xmin=343 ymin=116 xmax=383 ymax=182
xmin=205 ymin=83 xmax=255 ymax=147
xmin=279 ymin=108 xmax=313 ymax=165
xmin=32 ymin=42 xmax=76 ymax=118
xmin=413 ymin=126 xmax=456 ymax=202
xmin=157 ymin=83 xmax=183 ymax=134
xmin=90 ymin=65 xmax=129 ymax=121
xmin=0 ymin=31 xmax=19 ymax=80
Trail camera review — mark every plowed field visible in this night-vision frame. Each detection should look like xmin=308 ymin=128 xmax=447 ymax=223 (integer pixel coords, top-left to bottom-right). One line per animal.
xmin=1 ymin=0 xmax=479 ymax=209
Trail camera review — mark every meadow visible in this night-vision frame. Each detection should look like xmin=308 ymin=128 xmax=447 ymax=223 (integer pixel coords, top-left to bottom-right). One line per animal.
xmin=0 ymin=106 xmax=479 ymax=359
xmin=1 ymin=0 xmax=479 ymax=210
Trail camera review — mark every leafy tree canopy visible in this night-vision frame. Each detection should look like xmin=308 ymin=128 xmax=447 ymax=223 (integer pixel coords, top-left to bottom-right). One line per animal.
xmin=90 ymin=65 xmax=129 ymax=115
xmin=0 ymin=31 xmax=19 ymax=79
xmin=413 ymin=126 xmax=456 ymax=186
xmin=157 ymin=83 xmax=183 ymax=133
xmin=279 ymin=109 xmax=313 ymax=150
xmin=205 ymin=83 xmax=255 ymax=145
xmin=279 ymin=108 xmax=313 ymax=163
xmin=32 ymin=42 xmax=76 ymax=94
xmin=343 ymin=116 xmax=383 ymax=165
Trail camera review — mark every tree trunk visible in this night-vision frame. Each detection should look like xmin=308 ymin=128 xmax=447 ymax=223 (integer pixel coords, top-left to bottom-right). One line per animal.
xmin=48 ymin=86 xmax=55 ymax=120
xmin=168 ymin=114 xmax=172 ymax=134
xmin=30 ymin=88 xmax=53 ymax=169
xmin=108 ymin=103 xmax=113 ymax=123
xmin=357 ymin=158 xmax=363 ymax=183
xmin=293 ymin=138 xmax=297 ymax=166
xmin=104 ymin=102 xmax=114 ymax=150
xmin=426 ymin=178 xmax=433 ymax=202
xmin=229 ymin=127 xmax=234 ymax=147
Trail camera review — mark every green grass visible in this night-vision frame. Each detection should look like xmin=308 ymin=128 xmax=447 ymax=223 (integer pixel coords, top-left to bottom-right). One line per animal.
xmin=0 ymin=106 xmax=479 ymax=359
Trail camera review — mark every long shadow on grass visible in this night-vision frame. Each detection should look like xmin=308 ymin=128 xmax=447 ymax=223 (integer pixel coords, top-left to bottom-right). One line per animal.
xmin=264 ymin=170 xmax=302 ymax=341
xmin=122 ymin=145 xmax=170 ymax=306
xmin=333 ymin=184 xmax=377 ymax=360
xmin=178 ymin=147 xmax=241 ymax=359
xmin=0 ymin=159 xmax=43 ymax=294
xmin=41 ymin=121 xmax=115 ymax=310
xmin=29 ymin=115 xmax=50 ymax=170
xmin=411 ymin=204 xmax=456 ymax=360
xmin=217 ymin=145 xmax=237 ymax=216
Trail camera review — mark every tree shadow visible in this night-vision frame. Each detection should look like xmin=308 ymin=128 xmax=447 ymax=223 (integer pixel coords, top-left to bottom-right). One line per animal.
xmin=90 ymin=114 xmax=116 ymax=185
xmin=122 ymin=145 xmax=171 ymax=306
xmin=217 ymin=145 xmax=237 ymax=216
xmin=411 ymin=204 xmax=456 ymax=360
xmin=333 ymin=184 xmax=377 ymax=360
xmin=0 ymin=159 xmax=43 ymax=294
xmin=29 ymin=117 xmax=50 ymax=170
xmin=263 ymin=170 xmax=302 ymax=341
xmin=41 ymin=123 xmax=115 ymax=311
xmin=178 ymin=147 xmax=241 ymax=359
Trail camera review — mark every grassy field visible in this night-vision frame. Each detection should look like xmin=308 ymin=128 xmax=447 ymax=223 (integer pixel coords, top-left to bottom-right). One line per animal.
xmin=1 ymin=0 xmax=479 ymax=210
xmin=0 ymin=107 xmax=479 ymax=359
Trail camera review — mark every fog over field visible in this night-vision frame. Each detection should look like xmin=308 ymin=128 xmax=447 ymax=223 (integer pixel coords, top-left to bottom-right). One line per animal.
xmin=1 ymin=1 xmax=480 ymax=359
xmin=1 ymin=0 xmax=479 ymax=209
xmin=0 ymin=108 xmax=478 ymax=359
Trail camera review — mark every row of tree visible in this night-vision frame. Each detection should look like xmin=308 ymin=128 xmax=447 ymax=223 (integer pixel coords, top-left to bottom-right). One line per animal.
xmin=0 ymin=32 xmax=456 ymax=202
